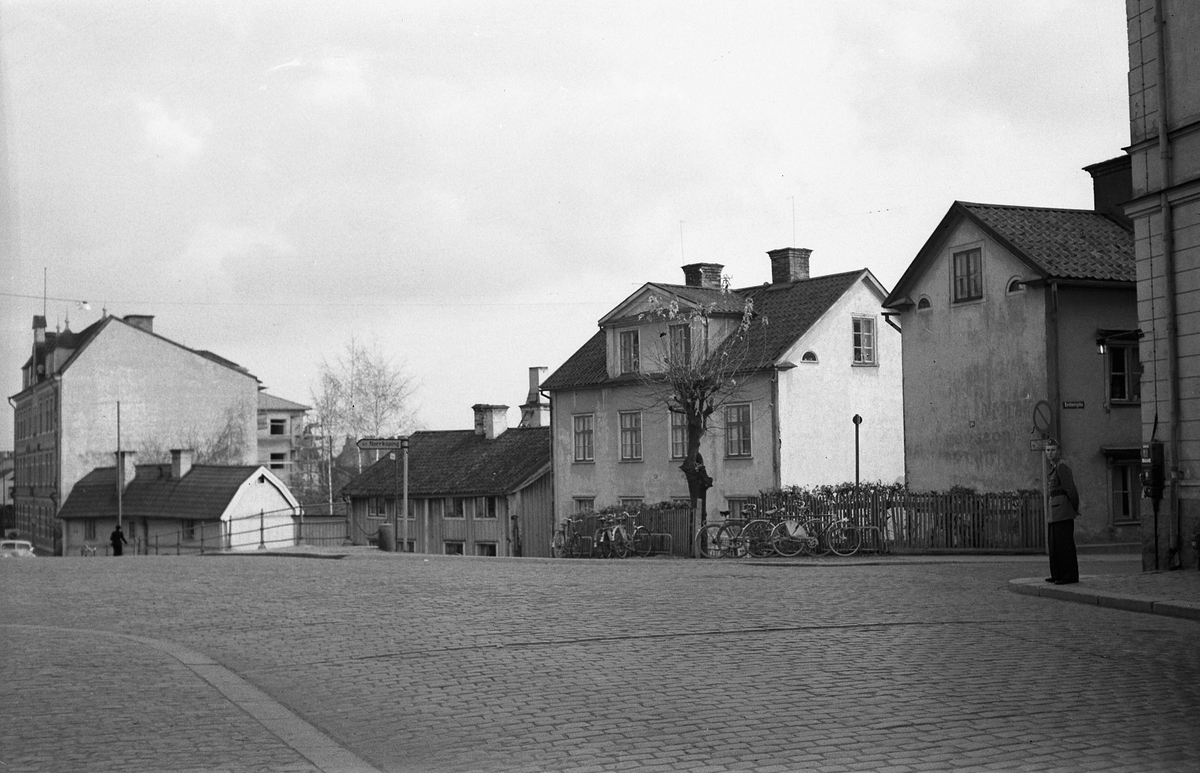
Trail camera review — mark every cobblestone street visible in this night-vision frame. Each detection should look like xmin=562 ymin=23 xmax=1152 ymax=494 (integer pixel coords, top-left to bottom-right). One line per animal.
xmin=2 ymin=552 xmax=1197 ymax=772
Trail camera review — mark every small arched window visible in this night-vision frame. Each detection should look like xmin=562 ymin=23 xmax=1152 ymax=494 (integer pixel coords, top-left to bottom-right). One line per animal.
xmin=1007 ymin=277 xmax=1026 ymax=294
xmin=801 ymin=351 xmax=818 ymax=363
xmin=917 ymin=297 xmax=931 ymax=311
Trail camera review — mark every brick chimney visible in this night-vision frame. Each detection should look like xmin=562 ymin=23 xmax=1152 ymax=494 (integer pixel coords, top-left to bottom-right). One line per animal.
xmin=116 ymin=450 xmax=137 ymax=491
xmin=473 ymin=404 xmax=509 ymax=440
xmin=170 ymin=448 xmax=194 ymax=480
xmin=519 ymin=367 xmax=549 ymax=428
xmin=1083 ymin=156 xmax=1132 ymax=228
xmin=123 ymin=314 xmax=155 ymax=334
xmin=682 ymin=263 xmax=724 ymax=289
xmin=767 ymin=248 xmax=812 ymax=284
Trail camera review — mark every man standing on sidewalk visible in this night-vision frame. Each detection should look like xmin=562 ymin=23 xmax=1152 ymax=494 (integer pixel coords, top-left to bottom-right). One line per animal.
xmin=1045 ymin=440 xmax=1079 ymax=585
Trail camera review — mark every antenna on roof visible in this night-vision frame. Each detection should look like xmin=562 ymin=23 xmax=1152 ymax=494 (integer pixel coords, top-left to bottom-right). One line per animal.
xmin=679 ymin=221 xmax=685 ymax=262
xmin=791 ymin=196 xmax=796 ymax=247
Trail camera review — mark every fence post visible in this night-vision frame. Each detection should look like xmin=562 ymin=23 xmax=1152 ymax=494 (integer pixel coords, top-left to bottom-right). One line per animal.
xmin=259 ymin=509 xmax=266 ymax=550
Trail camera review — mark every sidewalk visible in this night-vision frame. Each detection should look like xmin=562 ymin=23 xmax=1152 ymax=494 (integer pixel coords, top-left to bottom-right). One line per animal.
xmin=1009 ymin=567 xmax=1200 ymax=621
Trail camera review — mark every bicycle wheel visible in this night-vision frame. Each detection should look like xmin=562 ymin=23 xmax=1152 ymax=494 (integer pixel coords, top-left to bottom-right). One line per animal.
xmin=804 ymin=519 xmax=833 ymax=555
xmin=743 ymin=520 xmax=774 ymax=558
xmin=696 ymin=524 xmax=724 ymax=558
xmin=551 ymin=530 xmax=565 ymax=558
xmin=568 ymin=532 xmax=584 ymax=558
xmin=826 ymin=522 xmax=862 ymax=556
xmin=770 ymin=520 xmax=805 ymax=557
xmin=718 ymin=523 xmax=748 ymax=558
xmin=631 ymin=526 xmax=653 ymax=557
xmin=612 ymin=526 xmax=630 ymax=558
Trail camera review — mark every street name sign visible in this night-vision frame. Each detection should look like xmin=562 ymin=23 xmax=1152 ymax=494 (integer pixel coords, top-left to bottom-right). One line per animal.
xmin=356 ymin=437 xmax=407 ymax=450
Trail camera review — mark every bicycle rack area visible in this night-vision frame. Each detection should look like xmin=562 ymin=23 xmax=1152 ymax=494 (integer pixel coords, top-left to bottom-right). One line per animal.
xmin=551 ymin=512 xmax=678 ymax=559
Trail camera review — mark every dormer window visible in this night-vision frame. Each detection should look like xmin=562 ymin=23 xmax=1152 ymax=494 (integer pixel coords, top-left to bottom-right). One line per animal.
xmin=917 ymin=297 xmax=931 ymax=311
xmin=619 ymin=329 xmax=640 ymax=374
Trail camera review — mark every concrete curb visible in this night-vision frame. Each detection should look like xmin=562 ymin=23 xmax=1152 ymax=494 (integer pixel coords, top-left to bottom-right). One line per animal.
xmin=6 ymin=625 xmax=385 ymax=773
xmin=1008 ymin=577 xmax=1200 ymax=622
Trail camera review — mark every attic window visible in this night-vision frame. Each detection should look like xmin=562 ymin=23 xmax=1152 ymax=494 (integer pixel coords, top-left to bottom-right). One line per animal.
xmin=917 ymin=297 xmax=931 ymax=311
xmin=1007 ymin=277 xmax=1026 ymax=294
xmin=952 ymin=248 xmax=983 ymax=303
xmin=801 ymin=351 xmax=818 ymax=363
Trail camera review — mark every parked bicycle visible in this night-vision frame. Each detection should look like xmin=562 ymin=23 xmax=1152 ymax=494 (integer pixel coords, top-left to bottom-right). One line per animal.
xmin=551 ymin=515 xmax=592 ymax=558
xmin=591 ymin=511 xmax=653 ymax=558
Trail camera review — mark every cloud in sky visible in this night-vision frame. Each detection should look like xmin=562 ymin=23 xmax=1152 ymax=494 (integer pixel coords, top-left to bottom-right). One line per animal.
xmin=1 ymin=0 xmax=1131 ymax=448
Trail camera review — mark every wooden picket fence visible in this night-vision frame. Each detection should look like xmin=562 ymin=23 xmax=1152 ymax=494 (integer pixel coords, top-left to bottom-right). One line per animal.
xmin=752 ymin=489 xmax=1046 ymax=553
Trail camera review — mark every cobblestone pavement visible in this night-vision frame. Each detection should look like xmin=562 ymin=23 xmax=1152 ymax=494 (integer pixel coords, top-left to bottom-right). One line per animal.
xmin=2 ymin=552 xmax=1197 ymax=773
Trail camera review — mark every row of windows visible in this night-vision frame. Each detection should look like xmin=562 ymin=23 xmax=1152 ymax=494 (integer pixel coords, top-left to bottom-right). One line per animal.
xmin=574 ymin=404 xmax=754 ymax=463
xmin=616 ymin=318 xmax=877 ymax=374
xmin=364 ymin=496 xmax=500 ymax=520
xmin=14 ymin=393 xmax=57 ymax=441
xmin=13 ymin=450 xmax=56 ymax=488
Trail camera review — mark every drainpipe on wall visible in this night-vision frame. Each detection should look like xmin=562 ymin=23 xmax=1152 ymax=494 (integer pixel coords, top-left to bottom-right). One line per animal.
xmin=1153 ymin=0 xmax=1183 ymax=568
xmin=1046 ymin=282 xmax=1062 ymax=444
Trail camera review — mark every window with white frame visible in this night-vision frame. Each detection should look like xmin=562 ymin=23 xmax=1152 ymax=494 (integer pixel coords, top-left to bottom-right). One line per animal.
xmin=444 ymin=541 xmax=465 ymax=555
xmin=725 ymin=403 xmax=752 ymax=457
xmin=1110 ymin=461 xmax=1140 ymax=524
xmin=852 ymin=317 xmax=876 ymax=365
xmin=620 ymin=497 xmax=643 ymax=509
xmin=619 ymin=411 xmax=642 ymax=461
xmin=953 ymin=248 xmax=983 ymax=302
xmin=446 ymin=497 xmax=467 ymax=519
xmin=1107 ymin=343 xmax=1141 ymax=403
xmin=619 ymin=329 xmax=640 ymax=374
xmin=573 ymin=414 xmax=594 ymax=462
xmin=670 ymin=411 xmax=687 ymax=459
xmin=479 ymin=496 xmax=498 ymax=519
xmin=270 ymin=418 xmax=286 ymax=435
xmin=574 ymin=497 xmax=595 ymax=512
xmin=367 ymin=497 xmax=385 ymax=519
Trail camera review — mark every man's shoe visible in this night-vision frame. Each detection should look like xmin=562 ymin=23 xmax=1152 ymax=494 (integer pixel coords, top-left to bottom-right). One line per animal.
xmin=1045 ymin=578 xmax=1056 ymax=583
xmin=1054 ymin=579 xmax=1078 ymax=585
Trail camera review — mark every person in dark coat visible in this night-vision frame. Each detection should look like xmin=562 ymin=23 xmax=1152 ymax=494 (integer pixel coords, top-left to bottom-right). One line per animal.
xmin=110 ymin=524 xmax=129 ymax=557
xmin=1044 ymin=440 xmax=1079 ymax=585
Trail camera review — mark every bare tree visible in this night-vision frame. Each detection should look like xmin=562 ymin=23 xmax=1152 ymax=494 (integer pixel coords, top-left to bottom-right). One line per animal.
xmin=308 ymin=335 xmax=419 ymax=505
xmin=637 ymin=282 xmax=759 ymax=516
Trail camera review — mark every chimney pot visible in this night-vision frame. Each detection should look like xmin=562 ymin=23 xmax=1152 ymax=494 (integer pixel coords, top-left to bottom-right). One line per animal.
xmin=116 ymin=450 xmax=137 ymax=491
xmin=682 ymin=263 xmax=725 ymax=289
xmin=519 ymin=367 xmax=550 ymax=428
xmin=170 ymin=448 xmax=194 ymax=480
xmin=473 ymin=404 xmax=509 ymax=440
xmin=767 ymin=248 xmax=812 ymax=283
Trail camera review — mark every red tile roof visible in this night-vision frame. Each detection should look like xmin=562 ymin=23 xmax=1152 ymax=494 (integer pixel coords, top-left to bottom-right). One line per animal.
xmin=340 ymin=426 xmax=551 ymax=498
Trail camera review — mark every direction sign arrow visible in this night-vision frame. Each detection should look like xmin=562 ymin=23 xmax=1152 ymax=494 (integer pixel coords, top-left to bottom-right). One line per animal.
xmin=356 ymin=437 xmax=408 ymax=450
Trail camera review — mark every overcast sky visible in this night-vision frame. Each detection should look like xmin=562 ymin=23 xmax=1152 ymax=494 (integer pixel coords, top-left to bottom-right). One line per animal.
xmin=1 ymin=1 xmax=1130 ymax=449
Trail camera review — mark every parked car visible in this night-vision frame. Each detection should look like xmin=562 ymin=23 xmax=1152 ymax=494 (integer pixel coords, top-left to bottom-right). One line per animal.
xmin=0 ymin=539 xmax=36 ymax=558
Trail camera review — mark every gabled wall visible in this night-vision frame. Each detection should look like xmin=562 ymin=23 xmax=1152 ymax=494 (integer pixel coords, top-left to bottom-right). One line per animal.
xmin=898 ymin=219 xmax=1048 ymax=492
xmin=59 ymin=321 xmax=258 ymax=514
xmin=777 ymin=276 xmax=904 ymax=487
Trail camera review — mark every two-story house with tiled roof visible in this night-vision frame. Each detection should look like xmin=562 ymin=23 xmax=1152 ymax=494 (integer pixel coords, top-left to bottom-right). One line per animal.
xmin=541 ymin=248 xmax=904 ymax=523
xmin=257 ymin=392 xmax=310 ymax=487
xmin=10 ymin=313 xmax=259 ymax=555
xmin=883 ymin=161 xmax=1139 ymax=545
xmin=341 ymin=398 xmax=552 ymax=557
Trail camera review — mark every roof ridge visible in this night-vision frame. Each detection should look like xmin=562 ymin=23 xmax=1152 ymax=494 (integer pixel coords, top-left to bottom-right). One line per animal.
xmin=957 ymin=201 xmax=1110 ymax=216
